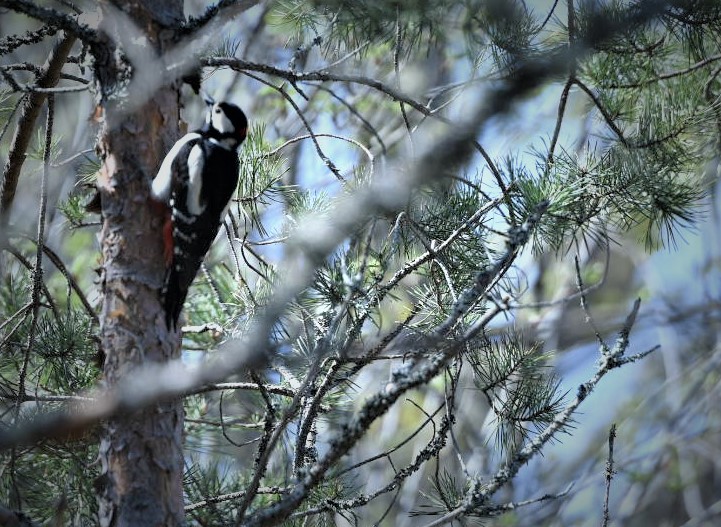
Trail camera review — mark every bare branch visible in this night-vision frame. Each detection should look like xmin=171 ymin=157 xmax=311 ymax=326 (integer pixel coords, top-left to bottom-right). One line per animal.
xmin=573 ymin=78 xmax=629 ymax=146
xmin=0 ymin=1 xmax=99 ymax=46
xmin=205 ymin=56 xmax=432 ymax=116
xmin=14 ymin=94 xmax=54 ymax=420
xmin=602 ymin=423 xmax=617 ymax=527
xmin=0 ymin=24 xmax=59 ymax=55
xmin=185 ymin=486 xmax=288 ymax=513
xmin=0 ymin=34 xmax=76 ymax=227
xmin=244 ymin=72 xmax=346 ymax=181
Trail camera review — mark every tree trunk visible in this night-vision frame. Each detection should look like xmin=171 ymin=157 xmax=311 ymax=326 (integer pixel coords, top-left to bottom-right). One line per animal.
xmin=94 ymin=2 xmax=185 ymax=525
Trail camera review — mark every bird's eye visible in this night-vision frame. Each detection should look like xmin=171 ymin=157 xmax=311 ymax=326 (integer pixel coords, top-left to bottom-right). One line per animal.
xmin=214 ymin=108 xmax=221 ymax=114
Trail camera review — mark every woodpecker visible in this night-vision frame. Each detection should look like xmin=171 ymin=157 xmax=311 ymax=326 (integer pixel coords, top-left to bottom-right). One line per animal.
xmin=151 ymin=98 xmax=248 ymax=330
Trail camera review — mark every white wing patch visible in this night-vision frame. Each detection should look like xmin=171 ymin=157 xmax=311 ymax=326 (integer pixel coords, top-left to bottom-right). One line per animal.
xmin=151 ymin=133 xmax=202 ymax=203
xmin=186 ymin=144 xmax=206 ymax=215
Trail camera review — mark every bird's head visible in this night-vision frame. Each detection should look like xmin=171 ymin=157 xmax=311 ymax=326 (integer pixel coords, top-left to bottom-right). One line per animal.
xmin=203 ymin=98 xmax=248 ymax=150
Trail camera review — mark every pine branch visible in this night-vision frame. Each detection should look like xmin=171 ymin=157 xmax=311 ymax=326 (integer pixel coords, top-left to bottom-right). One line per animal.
xmin=0 ymin=34 xmax=76 ymax=228
xmin=205 ymin=56 xmax=431 ymax=116
xmin=0 ymin=25 xmax=58 ymax=55
xmin=293 ymin=400 xmax=454 ymax=520
xmin=242 ymin=204 xmax=546 ymax=527
xmin=341 ymin=192 xmax=510 ymax=353
xmin=14 ymin=94 xmax=54 ymax=418
xmin=602 ymin=51 xmax=721 ymax=88
xmin=179 ymin=0 xmax=259 ymax=35
xmin=0 ymin=1 xmax=100 ymax=46
xmin=4 ymin=230 xmax=98 ymax=322
xmin=185 ymin=486 xmax=288 ymax=512
xmin=422 ymin=300 xmax=648 ymax=527
xmin=0 ymin=0 xmax=675 ymax=465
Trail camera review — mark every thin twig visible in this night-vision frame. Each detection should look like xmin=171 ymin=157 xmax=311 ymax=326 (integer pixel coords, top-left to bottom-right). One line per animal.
xmin=0 ymin=24 xmax=58 ymax=55
xmin=244 ymin=71 xmax=346 ymax=182
xmin=575 ymin=255 xmax=608 ymax=351
xmin=1 ymin=246 xmax=58 ymax=318
xmin=601 ymin=423 xmax=617 ymax=527
xmin=264 ymin=133 xmax=373 ymax=167
xmin=0 ymin=302 xmax=32 ymax=335
xmin=603 ymin=52 xmax=721 ymax=89
xmin=185 ymin=486 xmax=288 ymax=512
xmin=395 ymin=4 xmax=414 ymax=154
xmin=14 ymin=94 xmax=53 ymax=422
xmin=573 ymin=78 xmax=629 ymax=146
xmin=39 ymin=242 xmax=97 ymax=322
xmin=233 ymin=410 xmax=276 ymax=523
xmin=0 ymin=304 xmax=32 ymax=352
xmin=2 ymin=80 xmax=89 ymax=93
xmin=482 ymin=483 xmax=575 ymax=516
xmin=0 ymin=34 xmax=75 ymax=227
xmin=315 ymin=84 xmax=387 ymax=154
xmin=548 ymin=77 xmax=574 ymax=166
xmin=190 ymin=382 xmax=295 ymax=399
xmin=513 ymin=241 xmax=610 ymax=310
xmin=0 ymin=94 xmax=25 ymax=144
xmin=538 ymin=0 xmax=561 ymax=32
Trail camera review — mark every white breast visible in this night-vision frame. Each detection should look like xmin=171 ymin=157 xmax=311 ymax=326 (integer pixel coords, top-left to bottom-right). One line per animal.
xmin=186 ymin=144 xmax=206 ymax=215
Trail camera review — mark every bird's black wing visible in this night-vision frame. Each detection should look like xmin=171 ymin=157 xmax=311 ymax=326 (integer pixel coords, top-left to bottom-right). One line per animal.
xmin=162 ymin=140 xmax=240 ymax=329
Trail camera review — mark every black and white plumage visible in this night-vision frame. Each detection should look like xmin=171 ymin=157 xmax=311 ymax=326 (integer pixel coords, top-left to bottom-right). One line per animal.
xmin=151 ymin=99 xmax=248 ymax=330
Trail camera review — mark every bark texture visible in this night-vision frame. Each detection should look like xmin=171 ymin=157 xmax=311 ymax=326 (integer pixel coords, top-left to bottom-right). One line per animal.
xmin=95 ymin=2 xmax=185 ymax=526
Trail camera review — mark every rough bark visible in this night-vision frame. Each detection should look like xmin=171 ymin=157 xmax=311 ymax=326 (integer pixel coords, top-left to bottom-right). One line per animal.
xmin=94 ymin=2 xmax=185 ymax=526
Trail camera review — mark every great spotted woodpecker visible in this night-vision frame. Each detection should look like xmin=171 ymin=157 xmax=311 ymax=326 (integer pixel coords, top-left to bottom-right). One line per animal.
xmin=151 ymin=98 xmax=248 ymax=330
